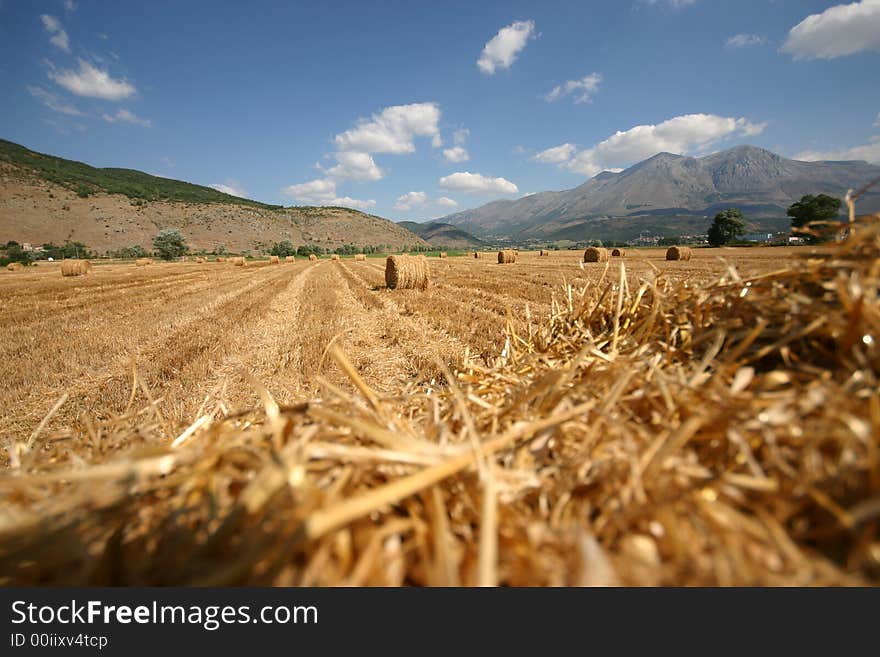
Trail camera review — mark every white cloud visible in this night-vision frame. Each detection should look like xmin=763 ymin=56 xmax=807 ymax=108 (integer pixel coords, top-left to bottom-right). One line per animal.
xmin=781 ymin=0 xmax=880 ymax=60
xmin=101 ymin=108 xmax=151 ymax=127
xmin=27 ymin=84 xmax=83 ymax=116
xmin=442 ymin=146 xmax=470 ymax=162
xmin=725 ymin=33 xmax=766 ymax=48
xmin=209 ymin=182 xmax=248 ymax=198
xmin=281 ymin=177 xmax=375 ymax=208
xmin=63 ymin=0 xmax=77 ymax=13
xmin=477 ymin=20 xmax=536 ymax=75
xmin=325 ymin=151 xmax=383 ymax=181
xmin=536 ymin=113 xmax=766 ymax=177
xmin=545 ymin=73 xmax=602 ymax=104
xmin=41 ymin=14 xmax=70 ymax=53
xmin=393 ymin=191 xmax=428 ymax=211
xmin=48 ymin=59 xmax=136 ymax=100
xmin=439 ymin=172 xmax=518 ymax=195
xmin=334 ymin=102 xmax=441 ymax=154
xmin=531 ymin=142 xmax=577 ymax=164
xmin=794 ymin=136 xmax=880 ymax=163
xmin=436 ymin=196 xmax=458 ymax=208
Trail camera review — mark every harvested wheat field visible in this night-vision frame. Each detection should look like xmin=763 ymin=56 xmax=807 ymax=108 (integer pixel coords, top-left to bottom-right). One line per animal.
xmin=0 ymin=234 xmax=878 ymax=586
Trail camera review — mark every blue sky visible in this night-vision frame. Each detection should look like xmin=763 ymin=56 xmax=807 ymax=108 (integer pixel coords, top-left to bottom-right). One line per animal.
xmin=1 ymin=0 xmax=879 ymax=220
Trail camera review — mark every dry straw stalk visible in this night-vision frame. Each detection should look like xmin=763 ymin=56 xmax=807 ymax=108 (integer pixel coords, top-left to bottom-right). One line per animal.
xmin=2 ymin=216 xmax=880 ymax=586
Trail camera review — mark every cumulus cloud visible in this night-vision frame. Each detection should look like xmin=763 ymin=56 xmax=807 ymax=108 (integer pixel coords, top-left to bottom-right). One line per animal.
xmin=41 ymin=14 xmax=70 ymax=53
xmin=545 ymin=73 xmax=602 ymax=104
xmin=438 ymin=172 xmax=518 ymax=195
xmin=531 ymin=142 xmax=577 ymax=164
xmin=393 ymin=191 xmax=428 ymax=211
xmin=794 ymin=136 xmax=880 ymax=164
xmin=535 ymin=113 xmax=766 ymax=177
xmin=725 ymin=33 xmax=766 ymax=48
xmin=281 ymin=178 xmax=375 ymax=209
xmin=477 ymin=20 xmax=536 ymax=75
xmin=101 ymin=108 xmax=151 ymax=127
xmin=442 ymin=146 xmax=469 ymax=163
xmin=324 ymin=151 xmax=383 ymax=182
xmin=27 ymin=84 xmax=83 ymax=116
xmin=781 ymin=0 xmax=880 ymax=60
xmin=209 ymin=182 xmax=248 ymax=198
xmin=436 ymin=196 xmax=458 ymax=208
xmin=48 ymin=59 xmax=136 ymax=100
xmin=334 ymin=102 xmax=441 ymax=154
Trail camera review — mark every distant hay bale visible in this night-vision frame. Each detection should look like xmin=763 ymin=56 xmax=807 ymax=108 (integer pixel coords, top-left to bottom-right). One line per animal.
xmin=474 ymin=251 xmax=481 ymax=259
xmin=385 ymin=254 xmax=429 ymax=290
xmin=539 ymin=250 xmax=550 ymax=256
xmin=354 ymin=253 xmax=366 ymax=261
xmin=195 ymin=256 xmax=207 ymax=263
xmin=309 ymin=254 xmax=318 ymax=261
xmin=216 ymin=257 xmax=226 ymax=263
xmin=611 ymin=248 xmax=626 ymax=257
xmin=498 ymin=249 xmax=516 ymax=264
xmin=583 ymin=247 xmax=609 ymax=263
xmin=6 ymin=262 xmax=23 ymax=271
xmin=331 ymin=254 xmax=339 ymax=261
xmin=268 ymin=255 xmax=280 ymax=264
xmin=135 ymin=258 xmax=153 ymax=267
xmin=61 ymin=259 xmax=91 ymax=276
xmin=232 ymin=257 xmax=247 ymax=267
xmin=285 ymin=255 xmax=296 ymax=262
xmin=666 ymin=246 xmax=692 ymax=261
xmin=439 ymin=252 xmax=448 ymax=258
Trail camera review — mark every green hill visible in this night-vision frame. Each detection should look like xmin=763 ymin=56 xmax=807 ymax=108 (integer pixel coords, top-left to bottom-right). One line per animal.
xmin=397 ymin=221 xmax=484 ymax=248
xmin=0 ymin=138 xmax=280 ymax=208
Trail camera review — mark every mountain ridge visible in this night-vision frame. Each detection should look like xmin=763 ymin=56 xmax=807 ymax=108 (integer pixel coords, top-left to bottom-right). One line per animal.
xmin=440 ymin=145 xmax=880 ymax=242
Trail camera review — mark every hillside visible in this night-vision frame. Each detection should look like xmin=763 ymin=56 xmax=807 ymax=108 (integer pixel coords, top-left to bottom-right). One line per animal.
xmin=0 ymin=139 xmax=427 ymax=254
xmin=397 ymin=221 xmax=484 ymax=248
xmin=441 ymin=145 xmax=880 ymax=241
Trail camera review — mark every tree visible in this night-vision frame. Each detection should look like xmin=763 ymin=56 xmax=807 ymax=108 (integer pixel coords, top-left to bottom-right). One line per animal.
xmin=269 ymin=241 xmax=295 ymax=257
xmin=707 ymin=208 xmax=746 ymax=247
xmin=787 ymin=194 xmax=841 ymax=242
xmin=152 ymin=229 xmax=188 ymax=260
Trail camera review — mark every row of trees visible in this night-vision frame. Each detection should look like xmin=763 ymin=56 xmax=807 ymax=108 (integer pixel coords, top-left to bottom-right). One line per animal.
xmin=706 ymin=194 xmax=842 ymax=247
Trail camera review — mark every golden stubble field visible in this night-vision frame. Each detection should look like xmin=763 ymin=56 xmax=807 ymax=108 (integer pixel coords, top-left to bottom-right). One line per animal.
xmin=0 ymin=240 xmax=877 ymax=587
xmin=0 ymin=248 xmax=802 ymax=441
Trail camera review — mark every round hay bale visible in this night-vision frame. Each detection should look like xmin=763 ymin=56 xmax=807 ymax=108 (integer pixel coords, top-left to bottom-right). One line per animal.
xmin=385 ymin=254 xmax=429 ymax=290
xmin=665 ymin=246 xmax=692 ymax=261
xmin=232 ymin=257 xmax=247 ymax=267
xmin=6 ymin=262 xmax=24 ymax=271
xmin=354 ymin=253 xmax=366 ymax=261
xmin=285 ymin=255 xmax=296 ymax=262
xmin=135 ymin=258 xmax=153 ymax=267
xmin=439 ymin=252 xmax=448 ymax=258
xmin=308 ymin=254 xmax=318 ymax=261
xmin=498 ymin=249 xmax=516 ymax=264
xmin=611 ymin=248 xmax=626 ymax=257
xmin=583 ymin=247 xmax=609 ymax=263
xmin=330 ymin=254 xmax=339 ymax=261
xmin=268 ymin=255 xmax=280 ymax=264
xmin=539 ymin=250 xmax=550 ymax=256
xmin=61 ymin=259 xmax=91 ymax=276
xmin=215 ymin=257 xmax=226 ymax=263
xmin=195 ymin=256 xmax=207 ymax=263
xmin=473 ymin=251 xmax=481 ymax=259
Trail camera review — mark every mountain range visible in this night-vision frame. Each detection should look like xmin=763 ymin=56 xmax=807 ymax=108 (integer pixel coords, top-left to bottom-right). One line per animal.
xmin=397 ymin=221 xmax=485 ymax=248
xmin=439 ymin=146 xmax=880 ymax=242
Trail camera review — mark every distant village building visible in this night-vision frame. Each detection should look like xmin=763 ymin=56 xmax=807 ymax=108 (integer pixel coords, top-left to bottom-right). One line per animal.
xmin=741 ymin=233 xmax=774 ymax=243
